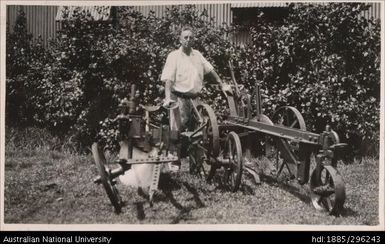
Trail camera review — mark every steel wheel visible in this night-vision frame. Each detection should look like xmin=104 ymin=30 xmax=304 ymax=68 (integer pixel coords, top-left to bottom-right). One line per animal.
xmin=223 ymin=132 xmax=243 ymax=192
xmin=189 ymin=103 xmax=219 ymax=181
xmin=92 ymin=143 xmax=122 ymax=213
xmin=310 ymin=163 xmax=345 ymax=216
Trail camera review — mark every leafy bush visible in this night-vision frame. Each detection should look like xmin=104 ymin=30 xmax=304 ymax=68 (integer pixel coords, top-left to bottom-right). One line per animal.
xmin=6 ymin=10 xmax=52 ymax=126
xmin=231 ymin=3 xmax=380 ymax=156
xmin=6 ymin=6 xmax=233 ymax=148
xmin=6 ymin=4 xmax=380 ymax=156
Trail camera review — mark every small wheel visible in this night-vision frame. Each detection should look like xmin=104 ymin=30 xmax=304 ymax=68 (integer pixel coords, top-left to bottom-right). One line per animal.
xmin=223 ymin=131 xmax=243 ymax=192
xmin=310 ymin=163 xmax=346 ymax=216
xmin=189 ymin=103 xmax=220 ymax=181
xmin=92 ymin=143 xmax=122 ymax=213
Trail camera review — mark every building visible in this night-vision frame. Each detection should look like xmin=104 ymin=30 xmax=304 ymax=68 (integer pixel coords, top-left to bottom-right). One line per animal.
xmin=6 ymin=2 xmax=382 ymax=46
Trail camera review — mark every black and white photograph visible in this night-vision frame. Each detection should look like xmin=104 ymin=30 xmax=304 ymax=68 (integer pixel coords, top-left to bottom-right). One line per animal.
xmin=1 ymin=0 xmax=383 ymax=231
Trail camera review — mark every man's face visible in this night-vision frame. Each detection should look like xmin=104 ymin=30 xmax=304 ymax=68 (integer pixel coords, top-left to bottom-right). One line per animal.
xmin=180 ymin=30 xmax=194 ymax=49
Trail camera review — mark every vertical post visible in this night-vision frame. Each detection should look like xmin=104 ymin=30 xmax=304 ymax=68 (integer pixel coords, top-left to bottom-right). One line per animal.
xmin=255 ymin=83 xmax=262 ymax=117
xmin=227 ymin=60 xmax=239 ymax=117
xmin=128 ymin=84 xmax=136 ymax=114
xmin=296 ymin=143 xmax=312 ymax=185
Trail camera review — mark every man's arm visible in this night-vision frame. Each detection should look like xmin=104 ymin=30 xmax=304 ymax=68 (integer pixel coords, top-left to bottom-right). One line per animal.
xmin=208 ymin=70 xmax=232 ymax=95
xmin=164 ymin=79 xmax=173 ymax=102
xmin=161 ymin=52 xmax=177 ymax=106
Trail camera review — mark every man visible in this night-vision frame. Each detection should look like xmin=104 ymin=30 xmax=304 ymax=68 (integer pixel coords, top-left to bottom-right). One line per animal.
xmin=161 ymin=26 xmax=231 ymax=171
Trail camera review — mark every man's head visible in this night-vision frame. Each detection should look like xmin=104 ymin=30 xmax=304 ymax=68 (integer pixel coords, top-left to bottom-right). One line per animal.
xmin=179 ymin=26 xmax=194 ymax=50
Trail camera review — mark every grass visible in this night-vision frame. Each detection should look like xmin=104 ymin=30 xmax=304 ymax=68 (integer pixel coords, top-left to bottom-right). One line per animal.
xmin=3 ymin=127 xmax=381 ymax=226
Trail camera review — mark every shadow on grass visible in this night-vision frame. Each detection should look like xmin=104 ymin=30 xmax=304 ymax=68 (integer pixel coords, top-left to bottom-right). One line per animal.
xmin=339 ymin=207 xmax=358 ymax=217
xmin=134 ymin=201 xmax=146 ymax=220
xmin=210 ymin=170 xmax=256 ymax=195
xmin=128 ymin=172 xmax=206 ymax=223
xmin=260 ymin=173 xmax=357 ymax=217
xmin=182 ymin=182 xmax=205 ymax=208
xmin=160 ymin=174 xmax=206 ymax=224
xmin=260 ymin=174 xmax=311 ymax=204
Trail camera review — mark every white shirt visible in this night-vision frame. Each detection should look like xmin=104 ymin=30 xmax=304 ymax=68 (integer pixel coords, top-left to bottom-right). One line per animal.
xmin=161 ymin=47 xmax=214 ymax=95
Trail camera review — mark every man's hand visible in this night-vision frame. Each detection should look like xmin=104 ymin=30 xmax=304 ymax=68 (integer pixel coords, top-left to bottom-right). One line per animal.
xmin=221 ymin=83 xmax=233 ymax=95
xmin=163 ymin=98 xmax=177 ymax=109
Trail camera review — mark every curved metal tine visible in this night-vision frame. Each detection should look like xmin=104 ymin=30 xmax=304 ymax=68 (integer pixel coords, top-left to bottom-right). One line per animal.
xmin=199 ymin=160 xmax=207 ymax=178
xmin=276 ymin=159 xmax=286 ymax=177
xmin=284 ymin=160 xmax=294 ymax=176
xmin=325 ymin=172 xmax=336 ymax=193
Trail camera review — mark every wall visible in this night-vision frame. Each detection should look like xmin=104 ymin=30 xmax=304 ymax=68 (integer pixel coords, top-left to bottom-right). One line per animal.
xmin=6 ymin=3 xmax=382 ymax=47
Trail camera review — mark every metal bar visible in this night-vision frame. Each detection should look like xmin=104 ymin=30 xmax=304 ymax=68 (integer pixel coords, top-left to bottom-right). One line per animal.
xmin=225 ymin=117 xmax=320 ymax=145
xmin=255 ymin=84 xmax=262 ymax=116
xmin=149 ymin=163 xmax=161 ymax=203
xmin=189 ymin=121 xmax=207 ymax=138
xmin=236 ymin=130 xmax=257 ymax=138
xmin=124 ymin=156 xmax=179 ymax=165
xmin=215 ymin=156 xmax=230 ymax=165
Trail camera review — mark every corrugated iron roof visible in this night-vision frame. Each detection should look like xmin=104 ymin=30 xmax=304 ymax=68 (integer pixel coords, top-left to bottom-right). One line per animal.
xmin=56 ymin=6 xmax=112 ymax=21
xmin=231 ymin=2 xmax=289 ymax=8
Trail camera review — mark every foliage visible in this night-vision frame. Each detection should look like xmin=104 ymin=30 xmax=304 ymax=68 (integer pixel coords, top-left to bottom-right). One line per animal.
xmin=6 ymin=10 xmax=52 ymax=126
xmin=6 ymin=4 xmax=380 ymax=155
xmin=6 ymin=6 xmax=233 ymax=148
xmin=231 ymin=3 xmax=380 ymax=154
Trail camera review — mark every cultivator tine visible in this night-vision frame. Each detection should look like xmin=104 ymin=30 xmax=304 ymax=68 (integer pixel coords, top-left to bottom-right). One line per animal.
xmin=276 ymin=159 xmax=285 ymax=177
xmin=244 ymin=165 xmax=260 ymax=185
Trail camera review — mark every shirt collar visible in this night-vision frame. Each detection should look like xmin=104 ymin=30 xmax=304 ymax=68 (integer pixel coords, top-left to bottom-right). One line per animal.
xmin=179 ymin=46 xmax=194 ymax=56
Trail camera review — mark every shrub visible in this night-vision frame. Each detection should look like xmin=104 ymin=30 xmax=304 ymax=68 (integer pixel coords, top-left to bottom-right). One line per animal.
xmin=6 ymin=10 xmax=52 ymax=126
xmin=232 ymin=3 xmax=380 ymax=156
xmin=6 ymin=4 xmax=380 ymax=156
xmin=10 ymin=6 xmax=233 ymax=148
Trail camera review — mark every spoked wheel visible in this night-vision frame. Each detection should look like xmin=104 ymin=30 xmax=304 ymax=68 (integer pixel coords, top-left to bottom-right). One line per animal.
xmin=310 ymin=162 xmax=346 ymax=216
xmin=189 ymin=103 xmax=220 ymax=181
xmin=223 ymin=132 xmax=243 ymax=192
xmin=92 ymin=142 xmax=122 ymax=213
xmin=269 ymin=106 xmax=308 ymax=179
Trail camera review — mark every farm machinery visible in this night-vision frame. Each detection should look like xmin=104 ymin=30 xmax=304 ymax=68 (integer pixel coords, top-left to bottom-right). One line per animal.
xmin=92 ymin=62 xmax=347 ymax=216
xmin=91 ymin=84 xmax=241 ymax=213
xmin=213 ymin=61 xmax=347 ymax=215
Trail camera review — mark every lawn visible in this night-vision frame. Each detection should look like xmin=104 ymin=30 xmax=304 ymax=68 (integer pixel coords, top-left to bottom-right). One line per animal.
xmin=2 ymin=127 xmax=381 ymax=227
